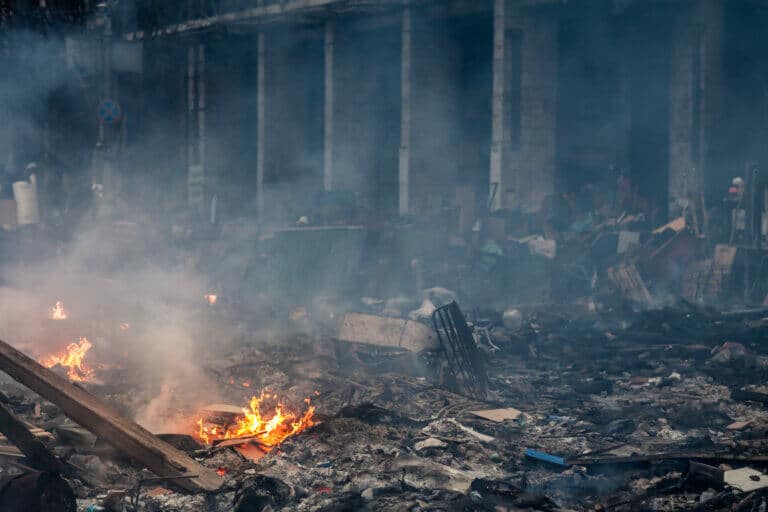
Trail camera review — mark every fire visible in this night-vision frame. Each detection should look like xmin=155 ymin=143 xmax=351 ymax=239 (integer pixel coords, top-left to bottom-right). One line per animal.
xmin=41 ymin=337 xmax=94 ymax=382
xmin=196 ymin=391 xmax=315 ymax=447
xmin=204 ymin=294 xmax=218 ymax=306
xmin=51 ymin=301 xmax=67 ymax=320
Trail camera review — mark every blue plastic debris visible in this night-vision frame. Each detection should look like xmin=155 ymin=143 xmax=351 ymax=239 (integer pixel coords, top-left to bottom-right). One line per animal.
xmin=525 ymin=449 xmax=569 ymax=467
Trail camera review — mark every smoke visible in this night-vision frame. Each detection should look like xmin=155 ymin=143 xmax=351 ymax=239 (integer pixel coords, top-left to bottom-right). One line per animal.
xmin=0 ymin=217 xmax=228 ymax=431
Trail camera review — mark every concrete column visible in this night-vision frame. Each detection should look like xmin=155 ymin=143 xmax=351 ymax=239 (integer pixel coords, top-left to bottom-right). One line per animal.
xmin=668 ymin=0 xmax=723 ymax=217
xmin=399 ymin=7 xmax=412 ymax=216
xmin=506 ymin=10 xmax=558 ymax=212
xmin=490 ymin=0 xmax=505 ymax=211
xmin=186 ymin=43 xmax=205 ymax=211
xmin=186 ymin=43 xmax=206 ymax=211
xmin=197 ymin=44 xmax=206 ymax=170
xmin=324 ymin=21 xmax=335 ymax=192
xmin=186 ymin=45 xmax=196 ymax=168
xmin=256 ymin=32 xmax=265 ymax=217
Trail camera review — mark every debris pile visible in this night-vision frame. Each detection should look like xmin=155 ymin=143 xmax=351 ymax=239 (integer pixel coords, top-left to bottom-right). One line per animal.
xmin=0 ymin=292 xmax=767 ymax=511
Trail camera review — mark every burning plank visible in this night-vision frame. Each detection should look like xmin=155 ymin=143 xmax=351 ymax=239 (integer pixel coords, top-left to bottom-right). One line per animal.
xmin=196 ymin=392 xmax=315 ymax=448
xmin=0 ymin=337 xmax=223 ymax=493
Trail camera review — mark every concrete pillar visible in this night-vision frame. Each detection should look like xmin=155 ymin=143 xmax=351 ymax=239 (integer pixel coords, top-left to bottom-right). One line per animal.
xmin=506 ymin=9 xmax=558 ymax=212
xmin=186 ymin=43 xmax=205 ymax=212
xmin=186 ymin=45 xmax=195 ymax=168
xmin=489 ymin=0 xmax=505 ymax=211
xmin=668 ymin=0 xmax=723 ymax=217
xmin=324 ymin=21 xmax=335 ymax=192
xmin=256 ymin=32 xmax=265 ymax=217
xmin=399 ymin=8 xmax=412 ymax=216
xmin=197 ymin=44 xmax=206 ymax=172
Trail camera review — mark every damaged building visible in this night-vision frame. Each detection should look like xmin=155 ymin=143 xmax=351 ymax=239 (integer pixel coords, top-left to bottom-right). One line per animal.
xmin=3 ymin=0 xmax=768 ymax=511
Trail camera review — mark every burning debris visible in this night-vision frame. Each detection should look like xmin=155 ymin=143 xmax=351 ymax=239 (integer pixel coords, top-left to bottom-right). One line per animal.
xmin=40 ymin=337 xmax=94 ymax=382
xmin=196 ymin=392 xmax=315 ymax=448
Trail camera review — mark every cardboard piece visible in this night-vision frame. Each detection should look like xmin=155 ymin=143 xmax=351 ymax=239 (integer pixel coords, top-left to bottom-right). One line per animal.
xmin=653 ymin=217 xmax=686 ymax=234
xmin=724 ymin=467 xmax=768 ymax=492
xmin=337 ymin=313 xmax=439 ymax=352
xmin=469 ymin=408 xmax=523 ymax=423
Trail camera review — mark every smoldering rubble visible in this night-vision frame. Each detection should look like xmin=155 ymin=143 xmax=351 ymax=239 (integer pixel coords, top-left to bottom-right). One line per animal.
xmin=5 ymin=1 xmax=768 ymax=511
xmin=0 ymin=205 xmax=764 ymax=512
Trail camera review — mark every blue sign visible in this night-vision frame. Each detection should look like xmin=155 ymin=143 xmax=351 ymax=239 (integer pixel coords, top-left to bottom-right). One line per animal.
xmin=97 ymin=98 xmax=122 ymax=124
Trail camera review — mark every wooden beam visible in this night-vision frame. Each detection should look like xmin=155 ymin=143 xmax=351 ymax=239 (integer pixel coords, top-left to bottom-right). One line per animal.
xmin=0 ymin=401 xmax=64 ymax=473
xmin=0 ymin=338 xmax=223 ymax=493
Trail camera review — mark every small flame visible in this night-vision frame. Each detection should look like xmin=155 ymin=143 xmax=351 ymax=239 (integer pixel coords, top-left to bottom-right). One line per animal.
xmin=41 ymin=337 xmax=94 ymax=382
xmin=196 ymin=391 xmax=315 ymax=447
xmin=204 ymin=294 xmax=218 ymax=306
xmin=51 ymin=301 xmax=67 ymax=320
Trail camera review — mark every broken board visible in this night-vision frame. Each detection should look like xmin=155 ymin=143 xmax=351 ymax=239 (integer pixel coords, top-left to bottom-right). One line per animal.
xmin=336 ymin=313 xmax=439 ymax=352
xmin=469 ymin=408 xmax=523 ymax=423
xmin=0 ymin=338 xmax=223 ymax=493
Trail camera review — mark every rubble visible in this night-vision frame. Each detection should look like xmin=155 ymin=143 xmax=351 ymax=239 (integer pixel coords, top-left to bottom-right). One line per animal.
xmin=0 ymin=288 xmax=764 ymax=511
xmin=5 ymin=0 xmax=768 ymax=510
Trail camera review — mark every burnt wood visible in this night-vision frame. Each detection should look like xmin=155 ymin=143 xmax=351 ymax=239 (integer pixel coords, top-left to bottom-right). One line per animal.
xmin=0 ymin=401 xmax=65 ymax=473
xmin=0 ymin=338 xmax=223 ymax=493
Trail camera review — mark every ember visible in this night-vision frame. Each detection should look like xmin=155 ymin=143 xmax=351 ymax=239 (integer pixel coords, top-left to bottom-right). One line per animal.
xmin=196 ymin=392 xmax=315 ymax=447
xmin=51 ymin=301 xmax=67 ymax=320
xmin=204 ymin=294 xmax=218 ymax=306
xmin=41 ymin=337 xmax=94 ymax=382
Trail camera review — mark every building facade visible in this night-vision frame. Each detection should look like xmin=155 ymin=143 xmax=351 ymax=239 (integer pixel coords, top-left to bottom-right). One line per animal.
xmin=9 ymin=0 xmax=768 ymax=225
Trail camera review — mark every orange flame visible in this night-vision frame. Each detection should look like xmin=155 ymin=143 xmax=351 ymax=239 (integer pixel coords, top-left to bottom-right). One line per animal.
xmin=204 ymin=294 xmax=218 ymax=306
xmin=196 ymin=391 xmax=315 ymax=447
xmin=51 ymin=301 xmax=67 ymax=320
xmin=41 ymin=337 xmax=94 ymax=382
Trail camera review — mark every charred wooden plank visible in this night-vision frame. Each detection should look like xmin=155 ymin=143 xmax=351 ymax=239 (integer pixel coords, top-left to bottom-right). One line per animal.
xmin=0 ymin=401 xmax=64 ymax=473
xmin=0 ymin=338 xmax=222 ymax=493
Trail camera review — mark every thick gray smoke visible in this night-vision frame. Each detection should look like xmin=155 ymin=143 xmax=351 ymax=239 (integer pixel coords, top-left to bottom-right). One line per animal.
xmin=0 ymin=218 xmax=230 ymax=431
